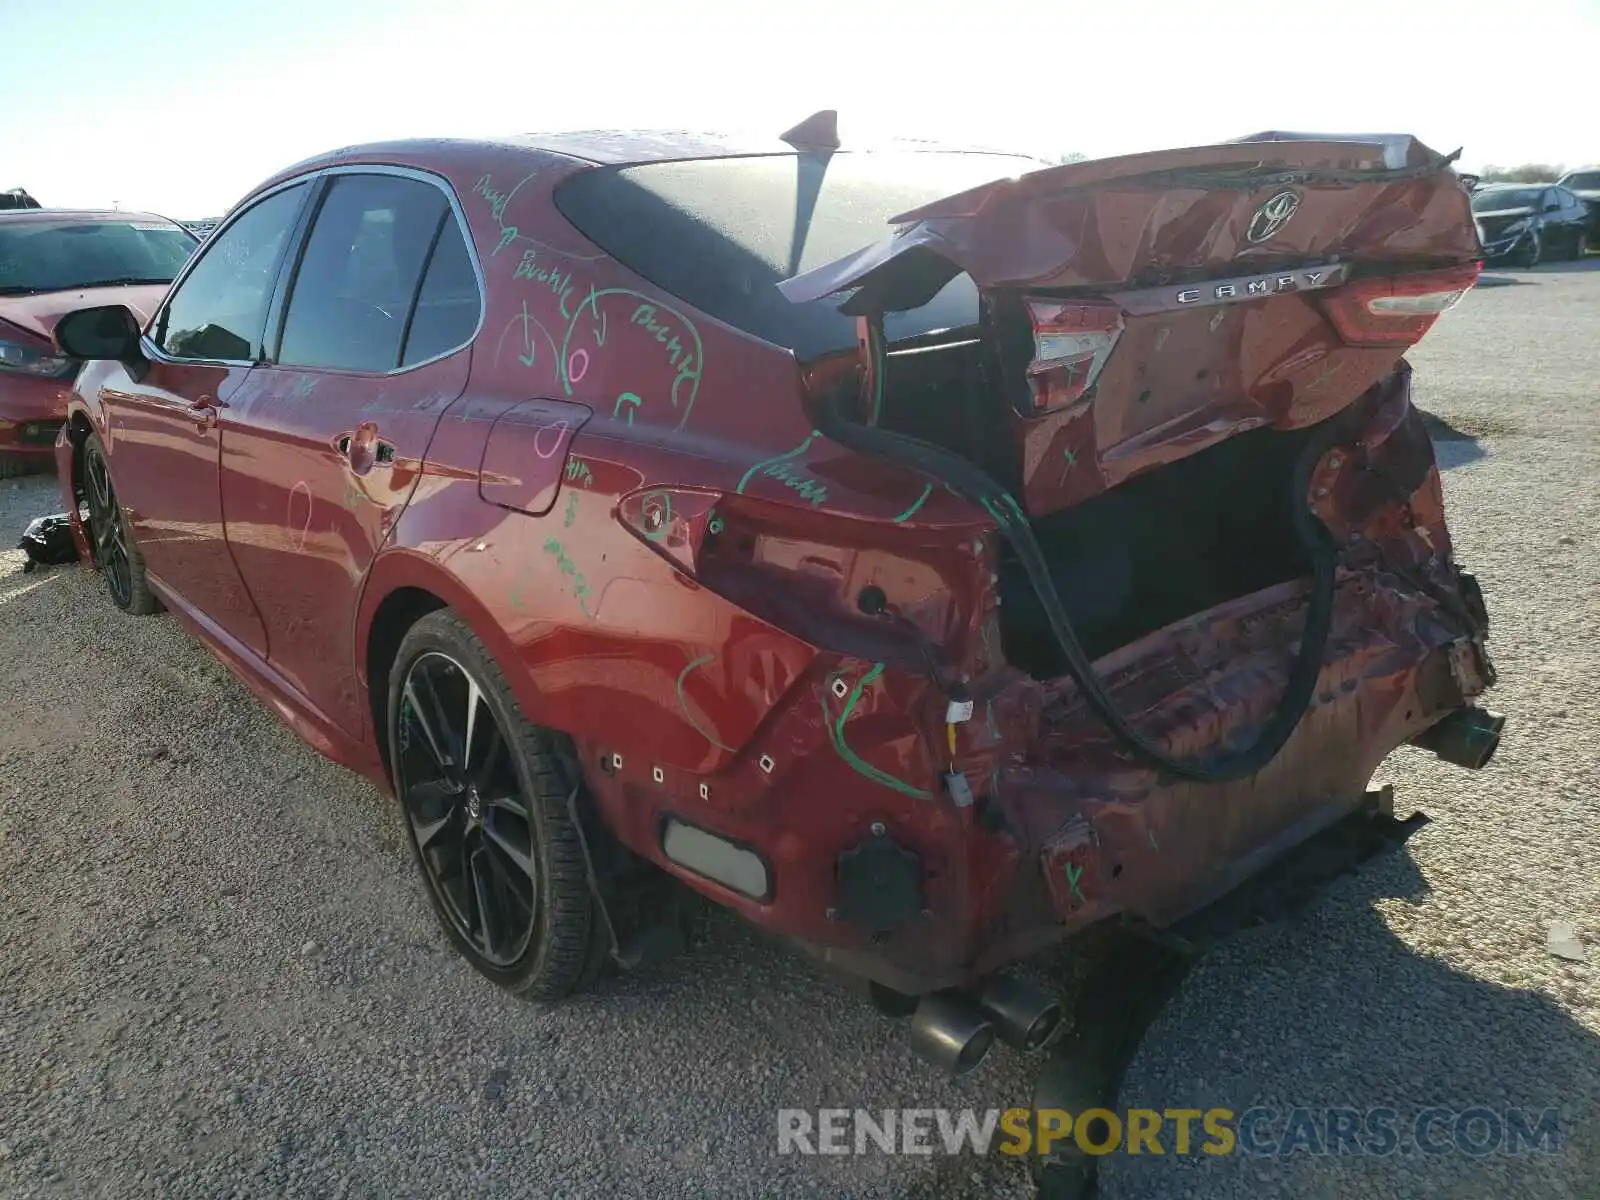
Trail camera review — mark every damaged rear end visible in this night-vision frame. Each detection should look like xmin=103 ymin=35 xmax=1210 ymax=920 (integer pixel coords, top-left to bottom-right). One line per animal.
xmin=779 ymin=134 xmax=1499 ymax=989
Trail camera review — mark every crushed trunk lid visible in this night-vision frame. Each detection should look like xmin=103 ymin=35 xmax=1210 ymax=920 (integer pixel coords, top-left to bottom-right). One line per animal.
xmin=783 ymin=133 xmax=1482 ymax=518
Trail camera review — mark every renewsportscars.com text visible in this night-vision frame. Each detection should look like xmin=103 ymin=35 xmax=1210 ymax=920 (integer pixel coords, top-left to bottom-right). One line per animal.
xmin=776 ymin=1106 xmax=1562 ymax=1158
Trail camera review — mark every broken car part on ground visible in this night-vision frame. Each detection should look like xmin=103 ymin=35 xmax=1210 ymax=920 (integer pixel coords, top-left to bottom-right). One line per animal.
xmin=44 ymin=119 xmax=1502 ymax=1193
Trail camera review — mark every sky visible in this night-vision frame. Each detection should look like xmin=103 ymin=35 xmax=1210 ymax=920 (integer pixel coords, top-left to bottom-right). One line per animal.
xmin=4 ymin=0 xmax=1597 ymax=219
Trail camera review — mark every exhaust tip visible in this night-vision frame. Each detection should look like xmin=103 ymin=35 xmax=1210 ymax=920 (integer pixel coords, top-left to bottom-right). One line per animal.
xmin=976 ymin=973 xmax=1066 ymax=1052
xmin=1412 ymin=705 xmax=1505 ymax=771
xmin=908 ymin=993 xmax=997 ymax=1076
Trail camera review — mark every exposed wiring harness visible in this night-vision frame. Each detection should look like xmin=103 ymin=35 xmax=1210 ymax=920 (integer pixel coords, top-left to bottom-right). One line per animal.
xmin=816 ymin=333 xmax=1350 ymax=785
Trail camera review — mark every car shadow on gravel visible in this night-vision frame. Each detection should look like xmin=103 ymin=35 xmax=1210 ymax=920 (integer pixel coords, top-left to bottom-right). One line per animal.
xmin=1103 ymin=847 xmax=1599 ymax=1199
xmin=1523 ymin=259 xmax=1600 ymax=275
xmin=1419 ymin=410 xmax=1490 ymax=470
xmin=618 ymin=829 xmax=1599 ymax=1200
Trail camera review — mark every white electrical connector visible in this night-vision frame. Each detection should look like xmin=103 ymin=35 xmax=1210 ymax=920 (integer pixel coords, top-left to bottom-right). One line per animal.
xmin=945 ymin=697 xmax=974 ymax=724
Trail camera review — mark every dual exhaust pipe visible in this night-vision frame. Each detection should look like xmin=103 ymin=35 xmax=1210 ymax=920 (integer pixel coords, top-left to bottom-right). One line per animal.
xmin=906 ymin=974 xmax=1065 ymax=1076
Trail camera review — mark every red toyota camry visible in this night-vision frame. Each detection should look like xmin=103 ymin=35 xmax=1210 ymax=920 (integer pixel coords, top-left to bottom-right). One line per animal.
xmin=50 ymin=121 xmax=1502 ymax=1078
xmin=0 ymin=209 xmax=196 ymax=476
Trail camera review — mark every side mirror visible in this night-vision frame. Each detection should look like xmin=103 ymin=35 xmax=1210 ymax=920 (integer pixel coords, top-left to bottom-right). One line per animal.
xmin=53 ymin=305 xmax=149 ymax=380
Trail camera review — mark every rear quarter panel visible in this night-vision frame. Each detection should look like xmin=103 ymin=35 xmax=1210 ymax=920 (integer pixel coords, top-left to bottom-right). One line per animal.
xmin=356 ymin=143 xmax=993 ymax=767
xmin=337 ymin=146 xmax=1011 ymax=948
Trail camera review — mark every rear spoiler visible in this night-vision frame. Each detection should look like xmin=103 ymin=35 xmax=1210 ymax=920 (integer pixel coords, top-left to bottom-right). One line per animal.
xmin=1227 ymin=131 xmax=1440 ymax=171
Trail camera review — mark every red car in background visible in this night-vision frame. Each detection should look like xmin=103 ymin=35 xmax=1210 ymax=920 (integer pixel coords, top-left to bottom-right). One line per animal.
xmin=0 ymin=209 xmax=196 ymax=476
xmin=48 ymin=123 xmax=1502 ymax=1083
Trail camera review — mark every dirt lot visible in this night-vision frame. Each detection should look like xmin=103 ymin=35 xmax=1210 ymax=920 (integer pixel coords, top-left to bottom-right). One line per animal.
xmin=1 ymin=261 xmax=1596 ymax=1199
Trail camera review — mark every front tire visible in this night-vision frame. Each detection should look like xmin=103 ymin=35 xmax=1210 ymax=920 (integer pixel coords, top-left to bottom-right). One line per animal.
xmin=81 ymin=433 xmax=159 ymax=615
xmin=388 ymin=610 xmax=606 ymax=999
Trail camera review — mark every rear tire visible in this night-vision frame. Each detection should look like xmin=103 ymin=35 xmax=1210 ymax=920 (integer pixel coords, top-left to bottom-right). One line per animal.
xmin=80 ymin=433 xmax=159 ymax=615
xmin=387 ymin=610 xmax=606 ymax=1000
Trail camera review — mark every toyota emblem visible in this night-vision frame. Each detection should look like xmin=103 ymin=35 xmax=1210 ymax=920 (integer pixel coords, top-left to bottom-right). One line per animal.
xmin=1245 ymin=190 xmax=1302 ymax=243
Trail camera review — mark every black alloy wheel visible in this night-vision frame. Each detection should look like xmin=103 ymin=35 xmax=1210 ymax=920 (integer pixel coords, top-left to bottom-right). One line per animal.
xmin=388 ymin=611 xmax=604 ymax=997
xmin=83 ymin=442 xmax=131 ymax=607
xmin=81 ymin=433 xmax=158 ymax=614
xmin=397 ymin=649 xmax=539 ymax=967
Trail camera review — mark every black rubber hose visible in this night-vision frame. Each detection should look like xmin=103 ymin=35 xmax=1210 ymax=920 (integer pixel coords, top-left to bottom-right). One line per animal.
xmin=812 ymin=398 xmax=1346 ymax=784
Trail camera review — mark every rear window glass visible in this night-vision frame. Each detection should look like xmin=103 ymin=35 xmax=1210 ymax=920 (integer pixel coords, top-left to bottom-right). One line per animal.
xmin=278 ymin=173 xmax=449 ymax=372
xmin=402 ymin=216 xmax=481 ymax=367
xmin=554 ymin=151 xmax=1041 ymax=359
xmin=0 ymin=218 xmax=197 ymax=295
xmin=1561 ymin=172 xmax=1600 ymax=191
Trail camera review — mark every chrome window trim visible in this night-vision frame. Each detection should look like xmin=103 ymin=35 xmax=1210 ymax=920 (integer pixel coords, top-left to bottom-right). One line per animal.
xmin=143 ymin=163 xmax=487 ymax=377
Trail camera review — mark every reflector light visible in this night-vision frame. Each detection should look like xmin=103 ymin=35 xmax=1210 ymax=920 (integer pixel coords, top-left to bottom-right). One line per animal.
xmin=1022 ymin=298 xmax=1124 ymax=414
xmin=615 ymin=486 xmax=721 ymax=576
xmin=661 ymin=818 xmax=771 ymax=900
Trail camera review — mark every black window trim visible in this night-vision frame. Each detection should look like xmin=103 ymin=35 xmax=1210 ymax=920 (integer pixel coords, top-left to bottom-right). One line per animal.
xmin=143 ymin=164 xmax=487 ymax=376
xmin=142 ymin=179 xmax=314 ymax=368
xmin=397 ymin=208 xmax=452 ymax=368
xmin=261 ymin=175 xmax=334 ymax=366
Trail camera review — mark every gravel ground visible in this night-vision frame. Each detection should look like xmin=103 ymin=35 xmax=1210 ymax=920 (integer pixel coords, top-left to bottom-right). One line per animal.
xmin=0 ymin=260 xmax=1596 ymax=1199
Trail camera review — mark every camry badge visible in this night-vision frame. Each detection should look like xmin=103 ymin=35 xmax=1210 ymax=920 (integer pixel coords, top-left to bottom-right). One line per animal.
xmin=1246 ymin=190 xmax=1302 ymax=243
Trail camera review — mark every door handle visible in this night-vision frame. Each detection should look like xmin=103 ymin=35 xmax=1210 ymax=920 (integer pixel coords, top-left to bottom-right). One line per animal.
xmin=335 ymin=436 xmax=393 ymax=459
xmin=336 ymin=423 xmax=396 ymax=474
xmin=190 ymin=394 xmax=226 ymax=430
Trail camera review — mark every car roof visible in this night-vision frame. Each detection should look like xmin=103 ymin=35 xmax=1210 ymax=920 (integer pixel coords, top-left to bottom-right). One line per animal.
xmin=0 ymin=207 xmax=184 ymax=226
xmin=508 ymin=129 xmax=825 ymax=164
xmin=241 ymin=130 xmax=1043 ymax=220
xmin=270 ymin=130 xmax=1029 ymax=178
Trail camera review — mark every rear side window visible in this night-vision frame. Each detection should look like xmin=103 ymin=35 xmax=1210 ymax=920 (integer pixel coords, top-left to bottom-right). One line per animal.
xmin=277 ymin=173 xmax=449 ymax=372
xmin=156 ymin=183 xmax=307 ymax=361
xmin=400 ymin=216 xmax=480 ymax=367
xmin=554 ymin=151 xmax=1040 ymax=359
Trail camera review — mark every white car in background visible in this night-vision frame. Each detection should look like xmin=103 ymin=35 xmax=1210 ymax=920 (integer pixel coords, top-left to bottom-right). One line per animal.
xmin=1556 ymin=168 xmax=1600 ymax=245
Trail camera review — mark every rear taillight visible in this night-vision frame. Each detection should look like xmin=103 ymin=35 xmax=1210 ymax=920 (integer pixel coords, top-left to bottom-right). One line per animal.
xmin=1022 ymin=298 xmax=1124 ymax=413
xmin=1320 ymin=263 xmax=1482 ymax=347
xmin=615 ymin=486 xmax=720 ymax=577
